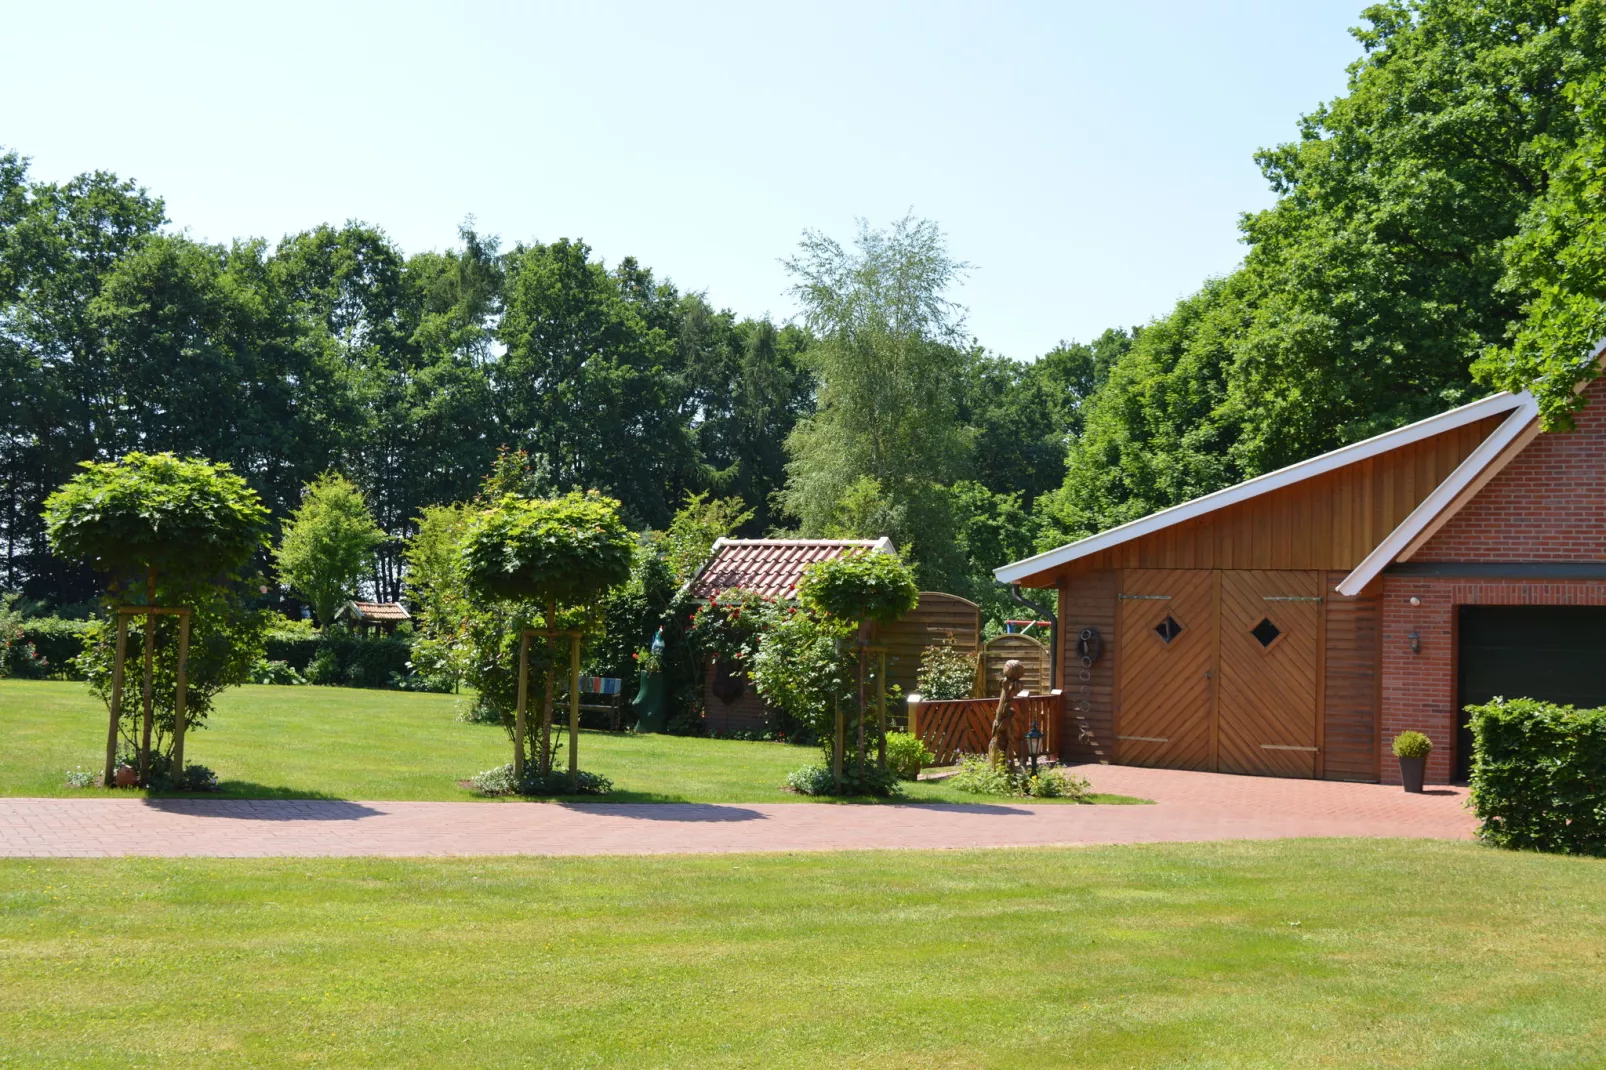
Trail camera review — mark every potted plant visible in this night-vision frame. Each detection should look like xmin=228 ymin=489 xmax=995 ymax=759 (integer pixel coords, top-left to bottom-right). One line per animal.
xmin=1392 ymin=730 xmax=1432 ymax=793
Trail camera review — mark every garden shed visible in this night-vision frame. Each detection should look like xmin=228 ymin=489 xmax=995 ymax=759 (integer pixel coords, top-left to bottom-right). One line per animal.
xmin=335 ymin=600 xmax=411 ymax=636
xmin=684 ymin=538 xmax=982 ymax=733
xmin=998 ymin=346 xmax=1606 ymax=785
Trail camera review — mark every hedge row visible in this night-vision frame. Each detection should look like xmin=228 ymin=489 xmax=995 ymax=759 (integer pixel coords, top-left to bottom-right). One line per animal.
xmin=7 ymin=618 xmax=92 ymax=679
xmin=1468 ymin=698 xmax=1606 ymax=857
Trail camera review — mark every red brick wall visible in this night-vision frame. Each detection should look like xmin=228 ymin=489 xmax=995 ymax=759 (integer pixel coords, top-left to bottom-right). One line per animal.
xmin=1415 ymin=377 xmax=1606 ymax=561
xmin=702 ymin=657 xmax=770 ymax=735
xmin=1380 ymin=578 xmax=1606 ymax=783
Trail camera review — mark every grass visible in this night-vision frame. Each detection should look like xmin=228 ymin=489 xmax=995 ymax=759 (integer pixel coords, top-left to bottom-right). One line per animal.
xmin=0 ymin=680 xmax=1142 ymax=805
xmin=2 ymin=840 xmax=1603 ymax=1067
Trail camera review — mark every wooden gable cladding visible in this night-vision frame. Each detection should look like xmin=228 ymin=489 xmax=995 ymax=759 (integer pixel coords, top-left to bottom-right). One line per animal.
xmin=1059 ymin=416 xmax=1504 ymax=577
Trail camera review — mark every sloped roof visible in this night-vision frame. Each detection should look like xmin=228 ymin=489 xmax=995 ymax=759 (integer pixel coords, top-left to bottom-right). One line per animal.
xmin=338 ymin=600 xmax=411 ymax=623
xmin=995 ymin=390 xmax=1530 ymax=586
xmin=687 ymin=538 xmax=894 ymax=600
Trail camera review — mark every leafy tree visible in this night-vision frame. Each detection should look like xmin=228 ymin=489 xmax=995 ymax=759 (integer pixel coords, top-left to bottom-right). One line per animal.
xmin=659 ymin=491 xmax=754 ymax=589
xmin=1476 ymin=64 xmax=1606 ymax=425
xmin=1047 ymin=0 xmax=1603 ymax=539
xmin=275 ymin=473 xmax=386 ymax=627
xmin=460 ymin=489 xmax=635 ymax=775
xmin=779 ymin=216 xmax=971 ymax=580
xmin=495 ymin=239 xmax=699 ymax=529
xmin=42 ymin=451 xmax=269 ymax=783
xmin=796 ymin=549 xmax=919 ymax=785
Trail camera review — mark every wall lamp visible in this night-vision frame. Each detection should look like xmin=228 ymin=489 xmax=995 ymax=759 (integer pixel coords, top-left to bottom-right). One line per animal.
xmin=1408 ymin=630 xmax=1421 ymax=655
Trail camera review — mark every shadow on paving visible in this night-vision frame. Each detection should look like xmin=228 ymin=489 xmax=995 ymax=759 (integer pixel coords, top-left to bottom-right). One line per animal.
xmin=140 ymin=798 xmax=384 ymax=821
xmin=559 ymin=802 xmax=768 ymax=822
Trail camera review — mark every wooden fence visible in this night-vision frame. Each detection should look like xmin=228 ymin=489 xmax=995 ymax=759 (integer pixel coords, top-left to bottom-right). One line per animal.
xmin=906 ymin=691 xmax=1062 ymax=765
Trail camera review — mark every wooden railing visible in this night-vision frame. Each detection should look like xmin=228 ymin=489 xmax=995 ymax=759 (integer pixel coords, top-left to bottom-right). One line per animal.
xmin=906 ymin=691 xmax=1061 ymax=766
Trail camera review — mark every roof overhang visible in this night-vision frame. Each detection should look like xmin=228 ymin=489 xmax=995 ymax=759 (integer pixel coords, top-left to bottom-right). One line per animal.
xmin=995 ymin=390 xmax=1530 ymax=587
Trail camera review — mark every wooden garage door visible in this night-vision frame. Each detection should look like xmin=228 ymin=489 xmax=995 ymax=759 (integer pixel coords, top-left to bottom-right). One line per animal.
xmin=1117 ymin=569 xmax=1213 ymax=770
xmin=1218 ymin=570 xmax=1321 ymax=778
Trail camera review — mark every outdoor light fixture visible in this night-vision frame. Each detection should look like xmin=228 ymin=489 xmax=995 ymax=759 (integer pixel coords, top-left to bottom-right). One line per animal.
xmin=1408 ymin=630 xmax=1421 ymax=655
xmin=1025 ymin=720 xmax=1044 ymax=775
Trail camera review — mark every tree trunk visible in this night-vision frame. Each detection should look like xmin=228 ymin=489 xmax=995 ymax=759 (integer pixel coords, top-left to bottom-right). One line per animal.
xmin=139 ymin=569 xmax=156 ymax=786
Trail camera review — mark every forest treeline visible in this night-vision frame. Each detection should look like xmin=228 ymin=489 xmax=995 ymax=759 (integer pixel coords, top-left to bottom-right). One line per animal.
xmin=3 ymin=0 xmax=1604 ymax=622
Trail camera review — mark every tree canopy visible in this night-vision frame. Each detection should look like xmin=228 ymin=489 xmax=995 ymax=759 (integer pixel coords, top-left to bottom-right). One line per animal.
xmin=274 ymin=473 xmax=387 ymax=627
xmin=42 ymin=452 xmax=269 ymax=587
xmin=460 ymin=491 xmax=635 ymax=609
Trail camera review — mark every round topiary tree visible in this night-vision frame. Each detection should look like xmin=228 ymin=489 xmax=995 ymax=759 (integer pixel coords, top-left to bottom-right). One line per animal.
xmin=460 ymin=490 xmax=634 ymax=784
xmin=796 ymin=549 xmax=919 ymax=789
xmin=42 ymin=452 xmax=270 ymax=787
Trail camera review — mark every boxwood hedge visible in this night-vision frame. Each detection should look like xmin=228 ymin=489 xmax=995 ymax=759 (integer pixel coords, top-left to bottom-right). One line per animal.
xmin=1468 ymin=697 xmax=1606 ymax=857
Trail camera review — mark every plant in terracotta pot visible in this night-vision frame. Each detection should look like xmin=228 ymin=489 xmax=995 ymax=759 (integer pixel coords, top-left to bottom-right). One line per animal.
xmin=1392 ymin=730 xmax=1433 ymax=793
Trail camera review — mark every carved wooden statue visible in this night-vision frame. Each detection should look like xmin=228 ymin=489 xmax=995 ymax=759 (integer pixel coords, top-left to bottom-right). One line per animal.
xmin=988 ymin=658 xmax=1026 ymax=769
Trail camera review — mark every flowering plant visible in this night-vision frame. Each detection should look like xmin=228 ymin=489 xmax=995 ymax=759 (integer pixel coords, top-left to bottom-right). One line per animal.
xmin=687 ymin=588 xmax=772 ymax=662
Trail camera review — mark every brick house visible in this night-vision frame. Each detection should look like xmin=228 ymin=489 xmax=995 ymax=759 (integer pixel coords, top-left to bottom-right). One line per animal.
xmin=996 ymin=348 xmax=1606 ymax=784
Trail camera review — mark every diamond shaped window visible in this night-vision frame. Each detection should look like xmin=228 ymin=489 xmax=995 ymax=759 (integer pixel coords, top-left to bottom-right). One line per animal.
xmin=1154 ymin=615 xmax=1183 ymax=644
xmin=1251 ymin=618 xmax=1281 ymax=648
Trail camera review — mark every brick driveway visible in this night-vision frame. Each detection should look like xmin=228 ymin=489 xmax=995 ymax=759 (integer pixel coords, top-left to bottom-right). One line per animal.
xmin=0 ymin=764 xmax=1474 ymax=858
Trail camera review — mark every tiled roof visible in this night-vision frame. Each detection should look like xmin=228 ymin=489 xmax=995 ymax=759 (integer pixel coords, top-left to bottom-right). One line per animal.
xmin=340 ymin=600 xmax=412 ymax=623
xmin=687 ymin=538 xmax=894 ymax=600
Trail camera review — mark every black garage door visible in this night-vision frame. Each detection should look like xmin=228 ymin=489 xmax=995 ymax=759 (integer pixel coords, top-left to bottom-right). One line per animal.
xmin=1457 ymin=606 xmax=1606 ymax=781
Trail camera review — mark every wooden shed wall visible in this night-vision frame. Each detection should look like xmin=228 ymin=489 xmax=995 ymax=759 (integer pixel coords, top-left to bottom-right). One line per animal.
xmin=1058 ymin=570 xmax=1117 ymax=763
xmin=1050 ymin=416 xmax=1502 ymax=577
xmin=1321 ymin=572 xmax=1381 ymax=781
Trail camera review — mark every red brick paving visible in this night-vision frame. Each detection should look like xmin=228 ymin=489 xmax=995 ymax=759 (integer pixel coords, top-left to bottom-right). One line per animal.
xmin=0 ymin=764 xmax=1474 ymax=858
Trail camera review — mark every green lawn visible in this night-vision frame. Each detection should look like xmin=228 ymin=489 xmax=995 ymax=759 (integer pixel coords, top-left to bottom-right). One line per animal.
xmin=0 ymin=680 xmax=1139 ymax=805
xmin=2 ymin=840 xmax=1602 ymax=1068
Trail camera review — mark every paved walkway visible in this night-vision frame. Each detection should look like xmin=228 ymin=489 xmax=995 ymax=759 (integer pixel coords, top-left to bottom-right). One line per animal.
xmin=0 ymin=765 xmax=1474 ymax=858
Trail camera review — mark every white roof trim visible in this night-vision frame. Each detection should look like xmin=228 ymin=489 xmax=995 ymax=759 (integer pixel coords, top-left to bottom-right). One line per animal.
xmin=1335 ymin=394 xmax=1539 ymax=596
xmin=995 ymin=391 xmax=1528 ymax=585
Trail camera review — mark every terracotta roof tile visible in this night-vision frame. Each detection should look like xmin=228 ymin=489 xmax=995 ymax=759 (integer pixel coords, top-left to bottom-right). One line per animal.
xmin=342 ymin=601 xmax=411 ymax=623
xmin=687 ymin=538 xmax=893 ymax=600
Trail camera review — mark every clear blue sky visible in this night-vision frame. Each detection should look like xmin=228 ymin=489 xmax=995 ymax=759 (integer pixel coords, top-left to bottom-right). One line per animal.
xmin=5 ymin=1 xmax=1366 ymax=360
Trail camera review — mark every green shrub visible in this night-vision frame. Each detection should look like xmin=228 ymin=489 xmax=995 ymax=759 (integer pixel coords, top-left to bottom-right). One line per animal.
xmin=250 ymin=659 xmax=307 ymax=685
xmin=1392 ymin=730 xmax=1433 ymax=759
xmin=951 ymin=756 xmax=1092 ymax=800
xmin=74 ymin=588 xmax=269 ymax=763
xmin=469 ymin=763 xmax=613 ymax=796
xmin=1 ymin=616 xmax=91 ymax=679
xmin=1025 ymin=768 xmax=1091 ymax=800
xmin=951 ymin=755 xmax=1016 ymax=796
xmin=784 ymin=764 xmax=835 ymax=795
xmin=784 ymin=761 xmax=900 ymax=797
xmin=264 ymin=620 xmax=320 ymax=670
xmin=301 ymin=634 xmax=413 ymax=689
xmin=885 ymin=731 xmax=935 ymax=780
xmin=915 ymin=634 xmax=975 ymax=700
xmin=796 ymin=550 xmax=918 ymax=626
xmin=1468 ymin=698 xmax=1606 ymax=856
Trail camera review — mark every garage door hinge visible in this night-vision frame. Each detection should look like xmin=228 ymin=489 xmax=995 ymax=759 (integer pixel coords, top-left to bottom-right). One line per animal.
xmin=1118 ymin=594 xmax=1172 ymax=600
xmin=1263 ymin=596 xmax=1324 ymax=602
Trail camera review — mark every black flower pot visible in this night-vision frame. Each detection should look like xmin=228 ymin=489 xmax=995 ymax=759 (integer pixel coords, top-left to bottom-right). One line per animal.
xmin=1398 ymin=755 xmax=1426 ymax=793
